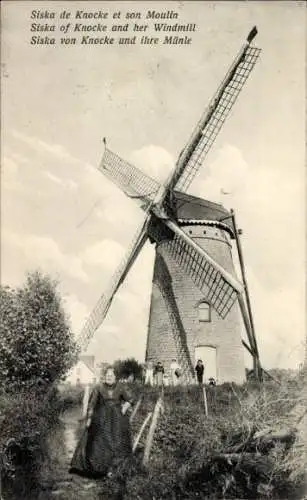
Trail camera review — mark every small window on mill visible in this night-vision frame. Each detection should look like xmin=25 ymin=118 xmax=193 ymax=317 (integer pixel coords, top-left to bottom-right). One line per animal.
xmin=198 ymin=302 xmax=211 ymax=322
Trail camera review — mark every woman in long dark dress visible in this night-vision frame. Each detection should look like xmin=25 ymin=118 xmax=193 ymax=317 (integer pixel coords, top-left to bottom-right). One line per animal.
xmin=69 ymin=366 xmax=134 ymax=479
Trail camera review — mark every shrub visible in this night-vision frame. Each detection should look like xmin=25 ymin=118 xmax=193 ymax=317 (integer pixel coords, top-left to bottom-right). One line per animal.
xmin=0 ymin=270 xmax=77 ymax=499
xmin=113 ymin=357 xmax=144 ymax=381
xmin=0 ymin=385 xmax=61 ymax=499
xmin=125 ymin=381 xmax=306 ymax=499
xmin=0 ymin=271 xmax=77 ymax=389
xmin=57 ymin=383 xmax=84 ymax=411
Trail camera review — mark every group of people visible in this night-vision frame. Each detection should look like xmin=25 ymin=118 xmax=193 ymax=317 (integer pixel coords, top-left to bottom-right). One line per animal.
xmin=143 ymin=358 xmax=216 ymax=387
xmin=144 ymin=359 xmax=182 ymax=387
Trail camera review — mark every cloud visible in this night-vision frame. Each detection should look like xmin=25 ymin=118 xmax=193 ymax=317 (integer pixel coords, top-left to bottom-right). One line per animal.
xmin=194 ymin=144 xmax=248 ymax=202
xmin=2 ymin=156 xmax=20 ymax=189
xmin=8 ymin=131 xmax=103 ymax=197
xmin=194 ymin=143 xmax=303 ymax=221
xmin=44 ymin=170 xmax=78 ymax=190
xmin=4 ymin=231 xmax=88 ymax=282
xmin=188 ymin=143 xmax=304 ymax=369
xmin=2 ymin=146 xmax=79 ymax=205
xmin=82 ymin=239 xmax=125 ymax=269
xmin=85 ymin=294 xmax=148 ymax=363
xmin=9 ymin=152 xmax=30 ymax=165
xmin=12 ymin=130 xmax=79 ymax=163
xmin=244 ymin=265 xmax=305 ymax=369
xmin=79 ymin=243 xmax=154 ymax=361
xmin=2 ymin=155 xmax=18 ymax=175
xmin=96 ymin=199 xmax=142 ymax=229
xmin=195 ymin=143 xmax=304 ymax=278
xmin=61 ymin=293 xmax=89 ymax=335
xmin=44 ymin=171 xmax=66 ymax=185
xmin=129 ymin=144 xmax=174 ymax=184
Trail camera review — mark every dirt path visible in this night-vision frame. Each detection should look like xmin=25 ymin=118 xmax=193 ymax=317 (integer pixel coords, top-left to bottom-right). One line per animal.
xmin=43 ymin=407 xmax=116 ymax=500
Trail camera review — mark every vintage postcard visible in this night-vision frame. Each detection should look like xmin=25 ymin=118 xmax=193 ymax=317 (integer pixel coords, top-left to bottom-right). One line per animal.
xmin=1 ymin=1 xmax=306 ymax=499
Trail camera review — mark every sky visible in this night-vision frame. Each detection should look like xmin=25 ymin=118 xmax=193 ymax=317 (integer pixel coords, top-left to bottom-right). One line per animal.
xmin=1 ymin=1 xmax=305 ymax=370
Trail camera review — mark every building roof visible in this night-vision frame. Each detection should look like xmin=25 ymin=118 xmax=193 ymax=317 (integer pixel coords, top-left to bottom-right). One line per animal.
xmin=172 ymin=191 xmax=235 ymax=236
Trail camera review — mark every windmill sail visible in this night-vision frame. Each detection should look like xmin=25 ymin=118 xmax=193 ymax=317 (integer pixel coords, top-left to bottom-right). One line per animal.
xmin=169 ymin=29 xmax=261 ymax=194
xmin=161 ymin=219 xmax=243 ymax=318
xmin=77 ymin=216 xmax=149 ymax=351
xmin=98 ymin=148 xmax=160 ymax=209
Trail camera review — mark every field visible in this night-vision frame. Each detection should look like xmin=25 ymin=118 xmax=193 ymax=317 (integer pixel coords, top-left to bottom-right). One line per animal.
xmin=122 ymin=379 xmax=307 ymax=499
xmin=1 ymin=375 xmax=306 ymax=499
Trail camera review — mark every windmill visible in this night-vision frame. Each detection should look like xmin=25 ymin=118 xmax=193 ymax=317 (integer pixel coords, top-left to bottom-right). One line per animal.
xmin=77 ymin=27 xmax=262 ymax=383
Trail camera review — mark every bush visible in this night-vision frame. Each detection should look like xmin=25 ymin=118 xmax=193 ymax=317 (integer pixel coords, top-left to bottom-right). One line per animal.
xmin=124 ymin=381 xmax=306 ymax=499
xmin=113 ymin=357 xmax=144 ymax=381
xmin=0 ymin=385 xmax=61 ymax=499
xmin=6 ymin=377 xmax=302 ymax=499
xmin=0 ymin=270 xmax=77 ymax=499
xmin=57 ymin=383 xmax=84 ymax=411
xmin=0 ymin=271 xmax=77 ymax=389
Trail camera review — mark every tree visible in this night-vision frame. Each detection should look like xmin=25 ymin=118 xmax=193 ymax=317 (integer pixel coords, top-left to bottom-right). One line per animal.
xmin=0 ymin=271 xmax=77 ymax=389
xmin=113 ymin=357 xmax=144 ymax=381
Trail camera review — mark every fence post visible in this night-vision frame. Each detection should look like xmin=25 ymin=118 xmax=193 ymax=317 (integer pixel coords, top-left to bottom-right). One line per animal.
xmin=202 ymin=384 xmax=208 ymax=417
xmin=82 ymin=384 xmax=90 ymax=418
xmin=143 ymin=397 xmax=162 ymax=466
xmin=130 ymin=396 xmax=142 ymax=424
xmin=133 ymin=412 xmax=152 ymax=453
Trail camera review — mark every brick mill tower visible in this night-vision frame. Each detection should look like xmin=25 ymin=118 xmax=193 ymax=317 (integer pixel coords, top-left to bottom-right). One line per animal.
xmin=77 ymin=28 xmax=262 ymax=383
xmin=146 ymin=192 xmax=245 ymax=384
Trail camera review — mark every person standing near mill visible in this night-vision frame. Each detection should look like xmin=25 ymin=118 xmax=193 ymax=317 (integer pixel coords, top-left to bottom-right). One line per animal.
xmin=153 ymin=361 xmax=164 ymax=387
xmin=144 ymin=360 xmax=154 ymax=386
xmin=69 ymin=366 xmax=134 ymax=479
xmin=195 ymin=359 xmax=204 ymax=385
xmin=170 ymin=359 xmax=181 ymax=386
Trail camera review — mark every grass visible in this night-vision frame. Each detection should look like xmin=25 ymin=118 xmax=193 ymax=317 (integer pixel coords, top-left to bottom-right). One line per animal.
xmin=1 ymin=375 xmax=306 ymax=499
xmin=121 ymin=379 xmax=307 ymax=499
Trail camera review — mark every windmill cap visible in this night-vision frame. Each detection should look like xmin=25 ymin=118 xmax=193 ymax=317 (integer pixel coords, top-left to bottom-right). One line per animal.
xmin=172 ymin=191 xmax=235 ymax=236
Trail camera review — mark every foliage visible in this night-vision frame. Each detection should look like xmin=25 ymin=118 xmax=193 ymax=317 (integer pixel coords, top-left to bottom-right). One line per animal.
xmin=113 ymin=357 xmax=144 ymax=381
xmin=57 ymin=383 xmax=85 ymax=411
xmin=0 ymin=385 xmax=61 ymax=500
xmin=0 ymin=271 xmax=77 ymax=389
xmin=265 ymin=368 xmax=298 ymax=383
xmin=123 ymin=381 xmax=306 ymax=499
xmin=2 ymin=374 xmax=305 ymax=499
xmin=0 ymin=386 xmax=58 ymax=440
xmin=0 ymin=271 xmax=78 ymax=498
